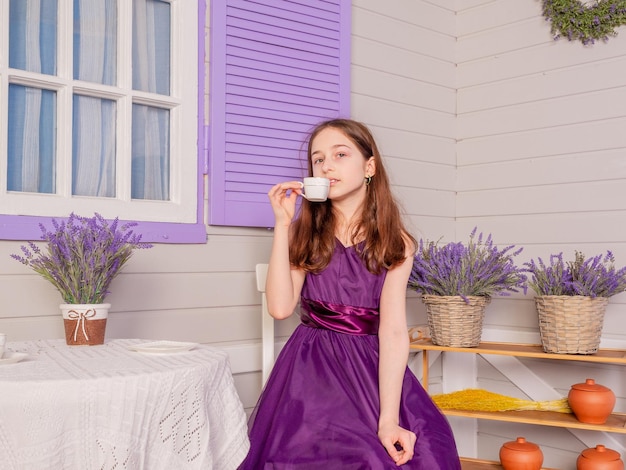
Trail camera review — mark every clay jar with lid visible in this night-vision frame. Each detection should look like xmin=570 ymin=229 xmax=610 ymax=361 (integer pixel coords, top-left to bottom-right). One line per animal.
xmin=577 ymin=445 xmax=624 ymax=470
xmin=499 ymin=437 xmax=544 ymax=470
xmin=568 ymin=379 xmax=616 ymax=424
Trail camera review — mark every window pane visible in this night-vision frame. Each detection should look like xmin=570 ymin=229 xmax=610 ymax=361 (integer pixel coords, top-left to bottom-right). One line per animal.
xmin=9 ymin=0 xmax=58 ymax=75
xmin=132 ymin=104 xmax=169 ymax=200
xmin=72 ymin=95 xmax=116 ymax=197
xmin=73 ymin=0 xmax=117 ymax=85
xmin=133 ymin=0 xmax=170 ymax=95
xmin=7 ymin=85 xmax=56 ymax=193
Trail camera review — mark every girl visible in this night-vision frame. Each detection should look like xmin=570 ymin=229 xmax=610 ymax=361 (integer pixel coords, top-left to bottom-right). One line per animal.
xmin=240 ymin=119 xmax=461 ymax=469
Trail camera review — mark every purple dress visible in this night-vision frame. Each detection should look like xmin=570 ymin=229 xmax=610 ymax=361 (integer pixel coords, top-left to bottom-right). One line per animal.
xmin=240 ymin=242 xmax=461 ymax=469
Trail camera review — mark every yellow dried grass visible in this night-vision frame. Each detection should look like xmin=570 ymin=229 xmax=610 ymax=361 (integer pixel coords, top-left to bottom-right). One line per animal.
xmin=431 ymin=389 xmax=571 ymax=413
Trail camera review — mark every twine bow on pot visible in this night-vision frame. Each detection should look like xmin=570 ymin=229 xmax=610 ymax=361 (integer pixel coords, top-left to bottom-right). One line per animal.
xmin=67 ymin=308 xmax=96 ymax=341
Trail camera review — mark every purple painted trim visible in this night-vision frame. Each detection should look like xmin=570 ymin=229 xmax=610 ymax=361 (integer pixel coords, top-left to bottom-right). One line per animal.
xmin=339 ymin=0 xmax=351 ymax=117
xmin=0 ymin=214 xmax=207 ymax=242
xmin=208 ymin=0 xmax=227 ymax=225
xmin=195 ymin=0 xmax=207 ymax=230
xmin=0 ymin=1 xmax=207 ymax=244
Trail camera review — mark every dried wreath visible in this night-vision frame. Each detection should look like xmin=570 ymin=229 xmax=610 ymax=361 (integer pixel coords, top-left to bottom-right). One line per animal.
xmin=542 ymin=0 xmax=626 ymax=44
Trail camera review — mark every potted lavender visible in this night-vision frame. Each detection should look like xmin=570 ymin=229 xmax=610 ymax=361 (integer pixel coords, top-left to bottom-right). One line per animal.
xmin=524 ymin=251 xmax=626 ymax=354
xmin=11 ymin=213 xmax=152 ymax=345
xmin=408 ymin=228 xmax=527 ymax=347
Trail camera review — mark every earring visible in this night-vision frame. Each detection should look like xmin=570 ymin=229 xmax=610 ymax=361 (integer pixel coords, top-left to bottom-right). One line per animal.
xmin=364 ymin=175 xmax=372 ymax=186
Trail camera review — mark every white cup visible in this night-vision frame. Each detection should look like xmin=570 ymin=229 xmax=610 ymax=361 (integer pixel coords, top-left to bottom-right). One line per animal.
xmin=301 ymin=177 xmax=330 ymax=202
xmin=0 ymin=333 xmax=6 ymax=359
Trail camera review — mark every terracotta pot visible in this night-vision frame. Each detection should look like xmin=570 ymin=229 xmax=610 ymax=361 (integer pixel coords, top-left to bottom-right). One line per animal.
xmin=499 ymin=437 xmax=543 ymax=470
xmin=568 ymin=379 xmax=616 ymax=424
xmin=60 ymin=303 xmax=110 ymax=346
xmin=577 ymin=445 xmax=624 ymax=470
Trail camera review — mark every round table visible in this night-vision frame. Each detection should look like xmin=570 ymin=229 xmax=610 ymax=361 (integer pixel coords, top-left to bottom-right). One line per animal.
xmin=0 ymin=339 xmax=250 ymax=470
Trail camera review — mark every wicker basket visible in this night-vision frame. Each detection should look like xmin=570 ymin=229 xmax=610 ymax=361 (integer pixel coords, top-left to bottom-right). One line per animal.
xmin=535 ymin=295 xmax=609 ymax=354
xmin=422 ymin=295 xmax=491 ymax=348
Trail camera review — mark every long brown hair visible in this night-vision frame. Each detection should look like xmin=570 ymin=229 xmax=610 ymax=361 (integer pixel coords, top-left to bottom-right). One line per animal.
xmin=289 ymin=119 xmax=416 ymax=273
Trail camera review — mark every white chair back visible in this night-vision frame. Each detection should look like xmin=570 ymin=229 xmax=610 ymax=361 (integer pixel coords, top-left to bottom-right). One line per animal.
xmin=256 ymin=264 xmax=274 ymax=385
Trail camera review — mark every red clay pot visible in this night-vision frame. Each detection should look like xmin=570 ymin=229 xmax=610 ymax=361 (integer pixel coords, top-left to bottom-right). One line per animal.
xmin=499 ymin=437 xmax=544 ymax=470
xmin=577 ymin=445 xmax=624 ymax=470
xmin=568 ymin=379 xmax=616 ymax=425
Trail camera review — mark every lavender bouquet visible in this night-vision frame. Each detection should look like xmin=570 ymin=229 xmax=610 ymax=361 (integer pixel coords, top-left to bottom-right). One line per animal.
xmin=11 ymin=213 xmax=152 ymax=304
xmin=525 ymin=251 xmax=626 ymax=298
xmin=408 ymin=228 xmax=527 ymax=303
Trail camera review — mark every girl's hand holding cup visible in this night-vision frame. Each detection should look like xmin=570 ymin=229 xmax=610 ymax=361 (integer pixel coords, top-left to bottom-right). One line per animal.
xmin=268 ymin=181 xmax=305 ymax=226
xmin=269 ymin=177 xmax=330 ymax=226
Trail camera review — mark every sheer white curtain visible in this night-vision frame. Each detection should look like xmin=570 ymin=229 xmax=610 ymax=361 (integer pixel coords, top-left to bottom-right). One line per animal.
xmin=132 ymin=105 xmax=169 ymax=200
xmin=72 ymin=95 xmax=116 ymax=197
xmin=132 ymin=0 xmax=170 ymax=201
xmin=21 ymin=0 xmax=43 ymax=195
xmin=7 ymin=0 xmax=54 ymax=193
xmin=72 ymin=0 xmax=116 ymax=197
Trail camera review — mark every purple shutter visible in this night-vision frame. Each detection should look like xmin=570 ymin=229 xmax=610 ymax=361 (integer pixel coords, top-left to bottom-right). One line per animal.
xmin=209 ymin=0 xmax=351 ymax=228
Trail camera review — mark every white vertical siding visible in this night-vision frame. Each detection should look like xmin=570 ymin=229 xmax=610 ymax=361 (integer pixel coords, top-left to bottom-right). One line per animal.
xmin=457 ymin=0 xmax=626 ymax=466
xmin=351 ymin=0 xmax=457 ymax=243
xmin=350 ymin=0 xmax=458 ymax=339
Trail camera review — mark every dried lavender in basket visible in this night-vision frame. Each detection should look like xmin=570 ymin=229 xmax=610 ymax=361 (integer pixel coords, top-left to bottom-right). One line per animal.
xmin=408 ymin=228 xmax=528 ymax=303
xmin=524 ymin=251 xmax=626 ymax=298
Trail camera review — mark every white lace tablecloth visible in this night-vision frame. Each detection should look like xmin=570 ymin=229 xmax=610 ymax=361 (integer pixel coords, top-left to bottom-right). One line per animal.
xmin=0 ymin=339 xmax=250 ymax=470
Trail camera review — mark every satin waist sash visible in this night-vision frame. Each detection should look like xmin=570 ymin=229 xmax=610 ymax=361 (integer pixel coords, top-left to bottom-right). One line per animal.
xmin=300 ymin=298 xmax=379 ymax=335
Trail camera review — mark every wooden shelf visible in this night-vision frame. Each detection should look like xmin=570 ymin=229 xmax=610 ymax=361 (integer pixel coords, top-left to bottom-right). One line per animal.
xmin=409 ymin=339 xmax=626 ymax=364
xmin=460 ymin=458 xmax=503 ymax=470
xmin=460 ymin=457 xmax=557 ymax=470
xmin=446 ymin=409 xmax=626 ymax=434
xmin=409 ymin=339 xmax=626 ymax=435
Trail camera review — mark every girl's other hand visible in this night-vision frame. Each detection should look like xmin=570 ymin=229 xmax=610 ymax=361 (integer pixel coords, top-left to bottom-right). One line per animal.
xmin=378 ymin=423 xmax=416 ymax=466
xmin=268 ymin=181 xmax=303 ymax=227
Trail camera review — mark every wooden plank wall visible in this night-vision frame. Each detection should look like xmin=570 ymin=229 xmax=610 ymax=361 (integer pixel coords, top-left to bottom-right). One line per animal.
xmin=351 ymin=0 xmax=457 ymax=329
xmin=456 ymin=0 xmax=626 ymax=466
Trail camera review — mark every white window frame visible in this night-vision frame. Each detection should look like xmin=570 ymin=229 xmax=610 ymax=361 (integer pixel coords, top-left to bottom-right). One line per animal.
xmin=0 ymin=0 xmax=199 ymax=226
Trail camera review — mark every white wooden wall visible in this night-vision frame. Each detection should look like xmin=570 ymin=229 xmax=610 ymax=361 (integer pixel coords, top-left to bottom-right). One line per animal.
xmin=352 ymin=0 xmax=457 ymax=240
xmin=351 ymin=0 xmax=457 ymax=331
xmin=0 ymin=1 xmax=625 ymax=466
xmin=454 ymin=0 xmax=626 ymax=466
